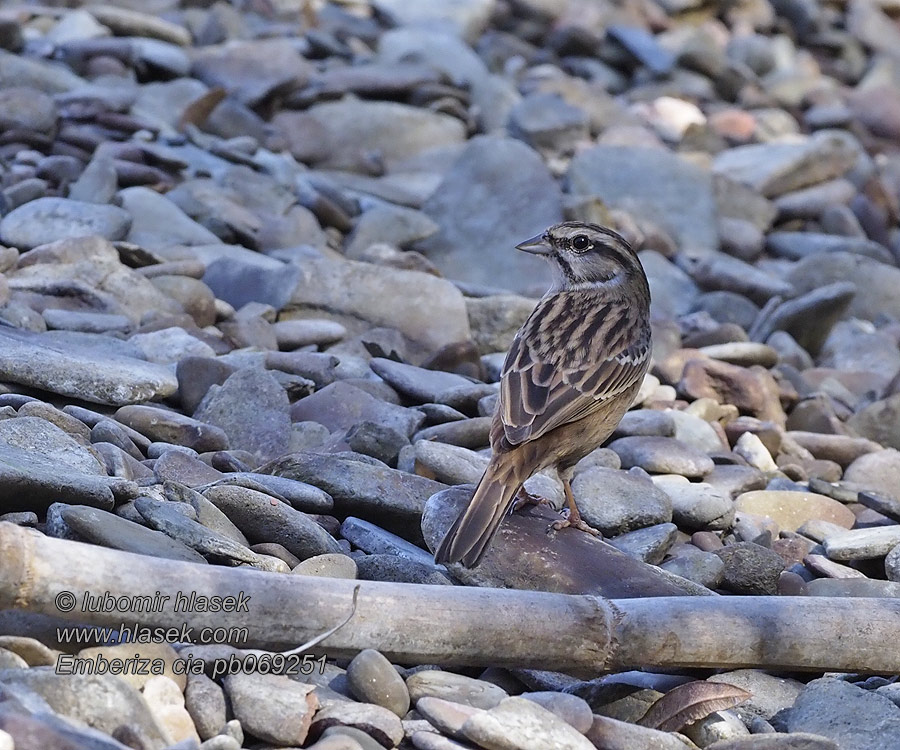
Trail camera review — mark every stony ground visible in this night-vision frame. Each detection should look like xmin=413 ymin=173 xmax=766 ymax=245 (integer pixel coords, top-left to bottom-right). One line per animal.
xmin=0 ymin=0 xmax=899 ymax=748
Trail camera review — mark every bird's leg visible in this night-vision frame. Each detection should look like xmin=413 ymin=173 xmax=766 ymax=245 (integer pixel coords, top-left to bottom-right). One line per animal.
xmin=511 ymin=486 xmax=551 ymax=512
xmin=549 ymin=475 xmax=602 ymax=536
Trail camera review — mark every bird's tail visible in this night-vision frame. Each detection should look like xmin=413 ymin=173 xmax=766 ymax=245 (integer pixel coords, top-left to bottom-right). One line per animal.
xmin=433 ymin=457 xmax=523 ymax=568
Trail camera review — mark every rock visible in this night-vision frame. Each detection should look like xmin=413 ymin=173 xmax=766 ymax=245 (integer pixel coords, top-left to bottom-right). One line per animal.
xmin=193 ymin=368 xmax=291 ymax=463
xmin=115 ymin=405 xmax=228 ymax=453
xmin=142 ymin=675 xmax=199 ymax=744
xmin=712 ymin=130 xmax=858 ymax=197
xmin=262 ymin=452 xmax=446 ymax=533
xmin=688 ymin=252 xmax=795 ymax=304
xmin=273 ymin=319 xmax=347 ymax=349
xmin=641 ymin=250 xmax=700 ymax=319
xmin=216 ymin=473 xmax=333 ymax=513
xmin=787 ymin=253 xmax=900 ymax=323
xmin=346 ymin=649 xmax=410 ymax=717
xmin=0 ymin=198 xmax=130 ymax=250
xmin=302 ymin=100 xmax=466 ymax=170
xmin=224 ymin=673 xmax=318 ymax=746
xmin=679 ymin=358 xmax=786 ymax=425
xmin=586 ymin=714 xmax=696 ymax=749
xmin=203 ymin=484 xmax=341 ymax=559
xmin=521 ymin=692 xmax=593 ymax=734
xmin=508 ymin=92 xmax=590 ymax=154
xmin=417 ymin=135 xmax=561 ymax=295
xmin=120 ymin=187 xmax=220 ymax=249
xmin=766 ymin=232 xmax=892 ymax=263
xmin=772 ymin=678 xmax=900 ymax=750
xmin=0 ymin=328 xmax=177 ymax=406
xmin=570 ymin=467 xmax=673 ymax=535
xmin=661 ymin=546 xmax=725 ymax=589
xmin=373 ymin=0 xmax=495 ymax=42
xmin=654 ymin=476 xmax=734 ymax=529
xmin=356 ymin=554 xmax=453 ymax=585
xmin=369 ymin=359 xmax=474 ymax=404
xmin=822 ymin=527 xmax=900 ymax=561
xmin=185 ymin=673 xmax=226 ymax=740
xmin=290 ymin=256 xmax=470 ymax=352
xmin=59 ymin=505 xmax=205 ymax=563
xmin=568 ymin=145 xmax=717 ymax=259
xmin=192 ymin=39 xmax=313 ymax=107
xmin=844 ymin=449 xmax=900 ymax=498
xmin=0 ymin=87 xmax=57 ymax=133
xmin=847 ymin=394 xmax=900 ymax=451
xmin=714 ymin=541 xmax=786 ymax=594
xmin=407 ymin=671 xmax=508 ymax=710
xmin=607 ymin=25 xmax=676 ymax=74
xmin=0 ymin=669 xmax=169 ymax=749
xmin=735 ymin=491 xmax=855 ymax=533
xmin=607 ymin=523 xmax=679 ymax=565
xmin=290 ymin=381 xmax=424 ymax=438
xmin=608 ymin=437 xmax=714 ymax=478
xmin=294 ymin=553 xmax=358 ymax=579
xmin=461 ymin=696 xmax=594 ymax=750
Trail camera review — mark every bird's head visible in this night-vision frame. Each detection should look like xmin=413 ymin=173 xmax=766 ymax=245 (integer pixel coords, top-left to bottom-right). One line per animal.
xmin=516 ymin=221 xmax=646 ymax=293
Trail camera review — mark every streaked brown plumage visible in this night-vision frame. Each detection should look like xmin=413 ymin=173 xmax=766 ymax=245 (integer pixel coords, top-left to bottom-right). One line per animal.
xmin=434 ymin=221 xmax=652 ymax=568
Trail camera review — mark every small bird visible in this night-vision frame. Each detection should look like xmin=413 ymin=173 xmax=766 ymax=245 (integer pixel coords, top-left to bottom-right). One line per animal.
xmin=434 ymin=221 xmax=652 ymax=568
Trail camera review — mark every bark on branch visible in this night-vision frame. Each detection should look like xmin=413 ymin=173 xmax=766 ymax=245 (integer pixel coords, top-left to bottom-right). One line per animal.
xmin=2 ymin=522 xmax=898 ymax=674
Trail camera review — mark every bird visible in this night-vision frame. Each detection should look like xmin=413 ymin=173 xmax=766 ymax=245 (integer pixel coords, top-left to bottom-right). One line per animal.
xmin=434 ymin=221 xmax=652 ymax=568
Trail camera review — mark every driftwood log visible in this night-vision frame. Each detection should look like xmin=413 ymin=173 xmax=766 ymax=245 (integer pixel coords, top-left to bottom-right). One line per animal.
xmin=2 ymin=522 xmax=899 ymax=674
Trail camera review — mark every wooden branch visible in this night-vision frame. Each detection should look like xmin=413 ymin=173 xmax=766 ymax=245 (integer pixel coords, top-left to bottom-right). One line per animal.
xmin=2 ymin=522 xmax=899 ymax=674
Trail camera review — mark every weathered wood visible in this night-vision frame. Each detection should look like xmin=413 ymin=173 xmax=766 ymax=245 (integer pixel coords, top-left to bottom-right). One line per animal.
xmin=2 ymin=522 xmax=899 ymax=674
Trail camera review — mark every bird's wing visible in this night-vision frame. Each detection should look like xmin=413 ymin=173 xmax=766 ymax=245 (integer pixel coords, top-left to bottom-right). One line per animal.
xmin=499 ymin=293 xmax=650 ymax=445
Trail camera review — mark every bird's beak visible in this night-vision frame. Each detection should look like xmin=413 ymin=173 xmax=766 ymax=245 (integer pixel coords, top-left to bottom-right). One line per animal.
xmin=515 ymin=233 xmax=552 ymax=255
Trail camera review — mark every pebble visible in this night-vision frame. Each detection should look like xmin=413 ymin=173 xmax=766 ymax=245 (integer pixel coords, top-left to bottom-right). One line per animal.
xmin=822 ymin=527 xmax=900 ymax=561
xmin=735 ymin=491 xmax=856 ymax=534
xmin=571 ymin=466 xmax=673 ymax=535
xmin=461 ymin=696 xmax=594 ymax=750
xmin=346 ymin=649 xmax=410 ymax=717
xmin=406 ymin=671 xmax=508 ymax=710
xmin=223 ymin=673 xmax=317 ymax=746
xmin=715 ymin=541 xmax=787 ymax=595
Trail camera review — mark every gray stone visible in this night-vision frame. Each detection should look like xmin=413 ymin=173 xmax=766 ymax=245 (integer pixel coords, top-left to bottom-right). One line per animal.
xmin=290 ymin=256 xmax=470 ymax=352
xmin=116 ymin=405 xmax=227 ymax=453
xmin=607 ymin=25 xmax=676 ymax=74
xmin=712 ymin=670 xmax=803 ymax=721
xmin=640 ymin=250 xmax=700 ymax=320
xmin=0 ymin=329 xmax=176 ymax=406
xmin=193 ymin=368 xmax=291 ymax=464
xmin=508 ymin=93 xmax=589 ymax=154
xmin=373 ymin=0 xmax=495 ymax=41
xmin=356 ymin=554 xmax=454 ymax=585
xmin=59 ymin=505 xmax=205 ymax=563
xmin=303 ymin=99 xmax=465 ymax=170
xmin=660 ymin=546 xmax=725 ymax=589
xmin=0 ymin=669 xmax=169 ymax=748
xmin=844 ymin=449 xmax=900 ymax=499
xmin=766 ymin=232 xmax=893 ymax=263
xmin=340 ymin=517 xmax=435 ymax=565
xmin=0 ymin=198 xmax=130 ymax=250
xmin=224 ymin=673 xmax=317 ymax=746
xmin=346 ymin=649 xmax=410 ymax=717
xmin=185 ymin=673 xmax=226 ymax=741
xmin=407 ymin=671 xmax=507 ymax=710
xmin=654 ymin=477 xmax=734 ymax=529
xmin=823 ymin=526 xmax=900 ymax=561
xmin=772 ymin=678 xmax=900 ymax=750
xmin=461 ymin=696 xmax=594 ymax=750
xmin=0 ymin=417 xmax=103 ymax=476
xmin=290 ymin=381 xmax=424 ymax=438
xmin=294 ymin=553 xmax=357 ymax=579
xmin=203 ymin=484 xmax=341 ymax=560
xmin=606 ymin=523 xmax=679 ymax=565
xmin=608 ymin=437 xmax=714 ymax=478
xmin=688 ymin=252 xmax=795 ymax=304
xmin=207 ymin=473 xmax=333 ymax=513
xmin=571 ymin=467 xmax=672 ymax=535
xmin=120 ymin=187 xmax=220 ymax=250
xmin=568 ymin=145 xmax=717 ymax=259
xmin=369 ymin=358 xmax=473 ymax=404
xmin=345 ymin=204 xmax=439 ymax=257
xmin=712 ymin=130 xmax=859 ymax=198
xmin=417 ymin=135 xmax=561 ymax=295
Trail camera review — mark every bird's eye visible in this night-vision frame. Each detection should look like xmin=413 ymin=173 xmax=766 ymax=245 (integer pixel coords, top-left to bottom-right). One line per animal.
xmin=571 ymin=235 xmax=591 ymax=252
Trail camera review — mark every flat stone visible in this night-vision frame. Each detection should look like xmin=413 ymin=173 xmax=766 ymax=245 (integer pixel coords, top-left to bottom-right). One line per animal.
xmin=608 ymin=436 xmax=714 ymax=478
xmin=291 ymin=381 xmax=424 ymax=438
xmin=0 ymin=198 xmax=130 ymax=250
xmin=290 ymin=256 xmax=470 ymax=352
xmin=115 ymin=405 xmax=228 ymax=453
xmin=263 ymin=452 xmax=446 ymax=535
xmin=823 ymin=526 xmax=900 ymax=561
xmin=766 ymin=232 xmax=893 ymax=263
xmin=734 ymin=491 xmax=856 ymax=535
xmin=661 ymin=546 xmax=724 ymax=589
xmin=311 ymin=703 xmax=404 ymax=748
xmin=407 ymin=671 xmax=507 ymax=710
xmin=461 ymin=696 xmax=594 ymax=750
xmin=203 ymin=484 xmax=341 ymax=560
xmin=844 ymin=449 xmax=900 ymax=499
xmin=568 ymin=145 xmax=717 ymax=259
xmin=712 ymin=130 xmax=858 ymax=198
xmin=340 ymin=517 xmax=435 ymax=565
xmin=679 ymin=358 xmax=786 ymax=425
xmin=208 ymin=473 xmax=333 ymax=513
xmin=356 ymin=554 xmax=453 ymax=585
xmin=607 ymin=523 xmax=679 ymax=565
xmin=0 ymin=328 xmax=176 ymax=406
xmin=417 ymin=135 xmax=560 ymax=295
xmin=0 ymin=417 xmax=103 ymax=475
xmin=294 ymin=553 xmax=358 ymax=579
xmin=59 ymin=505 xmax=205 ymax=563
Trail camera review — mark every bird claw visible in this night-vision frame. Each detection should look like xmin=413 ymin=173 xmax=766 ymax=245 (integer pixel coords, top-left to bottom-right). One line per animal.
xmin=547 ymin=514 xmax=602 ymax=537
xmin=512 ymin=488 xmax=552 ymax=512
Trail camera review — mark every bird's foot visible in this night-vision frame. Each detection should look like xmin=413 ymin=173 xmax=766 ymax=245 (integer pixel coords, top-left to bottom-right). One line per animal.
xmin=512 ymin=487 xmax=551 ymax=512
xmin=548 ymin=512 xmax=602 ymax=537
